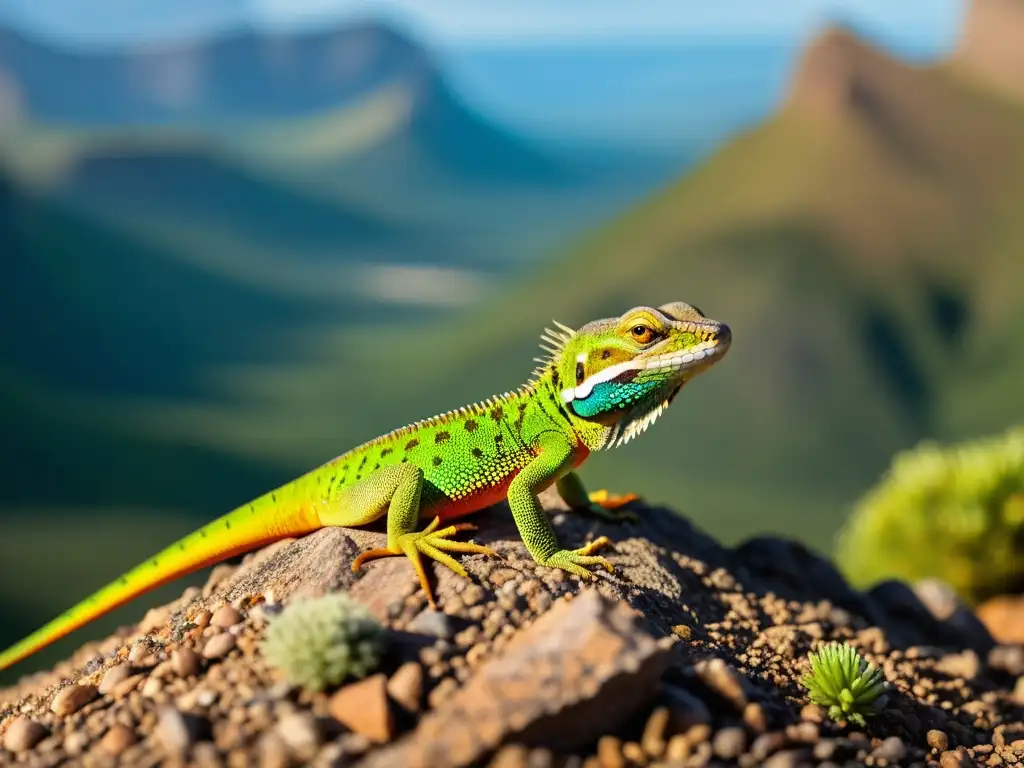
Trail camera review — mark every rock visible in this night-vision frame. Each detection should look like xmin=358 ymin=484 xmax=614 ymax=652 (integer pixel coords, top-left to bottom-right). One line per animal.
xmin=172 ymin=647 xmax=201 ymax=677
xmin=110 ymin=673 xmax=145 ymax=700
xmin=763 ymin=748 xmax=812 ymax=768
xmin=936 ymin=650 xmax=981 ymax=680
xmin=750 ymin=732 xmax=787 ymax=761
xmin=156 ymin=707 xmax=204 ymax=755
xmin=211 ymin=604 xmax=243 ymax=629
xmin=940 ymin=747 xmax=973 ymax=767
xmin=99 ymin=723 xmax=136 ymax=755
xmin=329 ymin=674 xmax=395 ymax=744
xmin=490 ymin=744 xmax=532 ymax=768
xmin=871 ymin=736 xmax=906 ymax=762
xmin=596 ymin=735 xmax=625 ymax=768
xmin=2 ymin=717 xmax=48 ymax=752
xmin=976 ymin=595 xmax=1024 ymax=645
xmin=743 ymin=702 xmax=768 ymax=732
xmin=202 ymin=632 xmax=236 ymax=660
xmin=693 ymin=657 xmax=749 ymax=711
xmin=928 ymin=730 xmax=950 ymax=751
xmin=51 ymin=683 xmax=99 ymax=715
xmin=988 ymin=644 xmax=1024 ymax=676
xmin=799 ymin=703 xmax=825 ymax=723
xmin=407 ymin=608 xmax=454 ymax=639
xmin=276 ymin=711 xmax=321 ymax=761
xmin=217 ymin=528 xmax=364 ymax=607
xmin=640 ymin=707 xmax=669 ymax=758
xmin=98 ymin=664 xmax=135 ymax=694
xmin=387 ymin=662 xmax=425 ymax=715
xmin=358 ymin=590 xmax=670 ymax=768
xmin=712 ymin=727 xmax=746 ymax=759
xmin=258 ymin=732 xmax=290 ymax=768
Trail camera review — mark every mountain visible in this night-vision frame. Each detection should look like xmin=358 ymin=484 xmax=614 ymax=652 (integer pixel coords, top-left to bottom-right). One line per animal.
xmin=954 ymin=0 xmax=1024 ymax=100
xmin=0 ymin=22 xmax=566 ymax=187
xmin=174 ymin=22 xmax=1024 ymax=554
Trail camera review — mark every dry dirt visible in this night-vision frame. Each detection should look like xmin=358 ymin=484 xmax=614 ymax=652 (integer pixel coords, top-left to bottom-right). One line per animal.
xmin=1 ymin=489 xmax=1023 ymax=767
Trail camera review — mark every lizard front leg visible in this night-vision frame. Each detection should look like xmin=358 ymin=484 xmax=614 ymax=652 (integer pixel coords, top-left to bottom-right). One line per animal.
xmin=507 ymin=434 xmax=615 ymax=579
xmin=318 ymin=464 xmax=497 ymax=607
xmin=556 ymin=471 xmax=640 ymax=523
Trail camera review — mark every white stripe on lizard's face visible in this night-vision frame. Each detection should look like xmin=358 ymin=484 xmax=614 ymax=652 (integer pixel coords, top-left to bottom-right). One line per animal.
xmin=560 ymin=340 xmax=722 ymax=404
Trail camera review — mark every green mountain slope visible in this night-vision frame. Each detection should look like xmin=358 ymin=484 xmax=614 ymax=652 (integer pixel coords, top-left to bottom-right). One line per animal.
xmin=148 ymin=27 xmax=1024 ymax=553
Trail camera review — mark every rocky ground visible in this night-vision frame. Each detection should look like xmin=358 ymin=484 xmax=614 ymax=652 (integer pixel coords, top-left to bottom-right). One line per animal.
xmin=1 ymin=489 xmax=1023 ymax=767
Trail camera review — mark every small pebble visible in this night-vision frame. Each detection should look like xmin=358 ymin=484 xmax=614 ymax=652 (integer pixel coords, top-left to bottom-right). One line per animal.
xmin=928 ymin=730 xmax=950 ymax=751
xmin=211 ymin=605 xmax=242 ymax=628
xmin=329 ymin=674 xmax=395 ymax=744
xmin=128 ymin=642 xmax=154 ymax=665
xmin=111 ymin=674 xmax=146 ymax=700
xmin=750 ymin=732 xmax=787 ymax=761
xmin=99 ymin=723 xmax=136 ymax=755
xmin=2 ymin=717 xmax=48 ymax=752
xmin=99 ymin=664 xmax=135 ymax=694
xmin=156 ymin=707 xmax=199 ymax=755
xmin=693 ymin=658 xmax=748 ymax=711
xmin=871 ymin=736 xmax=907 ymax=762
xmin=713 ymin=727 xmax=747 ymax=759
xmin=597 ymin=735 xmax=625 ymax=768
xmin=51 ymin=683 xmax=99 ymax=716
xmin=387 ymin=662 xmax=424 ymax=715
xmin=277 ymin=711 xmax=321 ymax=761
xmin=202 ymin=633 xmax=236 ymax=660
xmin=407 ymin=608 xmax=454 ymax=639
xmin=173 ymin=647 xmax=201 ymax=677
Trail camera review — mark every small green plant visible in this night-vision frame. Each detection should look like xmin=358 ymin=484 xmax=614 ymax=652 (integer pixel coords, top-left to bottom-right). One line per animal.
xmin=802 ymin=642 xmax=889 ymax=727
xmin=261 ymin=593 xmax=385 ymax=691
xmin=836 ymin=426 xmax=1024 ymax=605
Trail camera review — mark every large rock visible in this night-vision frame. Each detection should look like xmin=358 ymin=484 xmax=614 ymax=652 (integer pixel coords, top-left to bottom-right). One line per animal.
xmin=359 ymin=589 xmax=671 ymax=768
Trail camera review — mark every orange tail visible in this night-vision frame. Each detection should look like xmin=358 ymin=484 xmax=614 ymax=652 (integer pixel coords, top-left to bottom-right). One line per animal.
xmin=0 ymin=492 xmax=320 ymax=673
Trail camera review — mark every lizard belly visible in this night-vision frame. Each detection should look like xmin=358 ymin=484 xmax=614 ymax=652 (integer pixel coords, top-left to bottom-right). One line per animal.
xmin=422 ymin=476 xmax=516 ymax=522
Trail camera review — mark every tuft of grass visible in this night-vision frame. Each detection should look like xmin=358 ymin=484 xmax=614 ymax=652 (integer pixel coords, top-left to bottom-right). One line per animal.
xmin=801 ymin=641 xmax=889 ymax=727
xmin=261 ymin=593 xmax=385 ymax=691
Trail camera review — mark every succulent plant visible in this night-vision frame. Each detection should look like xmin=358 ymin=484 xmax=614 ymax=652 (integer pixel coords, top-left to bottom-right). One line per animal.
xmin=801 ymin=641 xmax=889 ymax=727
xmin=261 ymin=592 xmax=385 ymax=691
xmin=835 ymin=426 xmax=1024 ymax=605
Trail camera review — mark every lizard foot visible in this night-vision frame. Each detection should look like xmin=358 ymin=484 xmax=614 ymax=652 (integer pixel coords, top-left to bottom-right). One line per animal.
xmin=351 ymin=517 xmax=498 ymax=608
xmin=578 ymin=489 xmax=641 ymax=523
xmin=541 ymin=536 xmax=615 ymax=580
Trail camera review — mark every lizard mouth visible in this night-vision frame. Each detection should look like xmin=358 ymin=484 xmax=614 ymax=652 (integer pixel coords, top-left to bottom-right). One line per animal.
xmin=643 ymin=335 xmax=730 ymax=376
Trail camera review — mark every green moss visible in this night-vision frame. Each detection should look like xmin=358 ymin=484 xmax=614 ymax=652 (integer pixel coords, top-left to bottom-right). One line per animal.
xmin=802 ymin=642 xmax=889 ymax=727
xmin=836 ymin=426 xmax=1024 ymax=605
xmin=261 ymin=593 xmax=385 ymax=691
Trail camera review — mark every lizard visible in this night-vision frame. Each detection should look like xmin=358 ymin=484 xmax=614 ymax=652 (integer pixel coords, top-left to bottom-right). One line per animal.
xmin=0 ymin=301 xmax=730 ymax=673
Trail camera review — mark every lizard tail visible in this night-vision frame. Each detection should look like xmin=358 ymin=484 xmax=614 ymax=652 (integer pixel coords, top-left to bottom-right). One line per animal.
xmin=0 ymin=490 xmax=322 ymax=674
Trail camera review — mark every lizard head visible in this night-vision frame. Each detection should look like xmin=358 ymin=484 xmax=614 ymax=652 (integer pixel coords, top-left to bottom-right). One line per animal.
xmin=539 ymin=302 xmax=731 ymax=448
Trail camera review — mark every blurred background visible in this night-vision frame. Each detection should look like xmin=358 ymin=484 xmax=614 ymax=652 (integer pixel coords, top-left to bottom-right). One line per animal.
xmin=2 ymin=0 xmax=1023 ymax=671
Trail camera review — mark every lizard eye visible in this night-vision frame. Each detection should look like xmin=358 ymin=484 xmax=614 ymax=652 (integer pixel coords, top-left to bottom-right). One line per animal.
xmin=630 ymin=324 xmax=656 ymax=344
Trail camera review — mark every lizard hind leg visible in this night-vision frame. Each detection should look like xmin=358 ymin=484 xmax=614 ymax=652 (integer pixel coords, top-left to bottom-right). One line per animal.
xmin=327 ymin=465 xmax=497 ymax=607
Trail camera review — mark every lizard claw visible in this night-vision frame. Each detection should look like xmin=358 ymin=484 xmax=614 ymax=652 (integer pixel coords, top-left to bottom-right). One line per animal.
xmin=351 ymin=517 xmax=498 ymax=608
xmin=578 ymin=489 xmax=641 ymax=523
xmin=541 ymin=536 xmax=615 ymax=579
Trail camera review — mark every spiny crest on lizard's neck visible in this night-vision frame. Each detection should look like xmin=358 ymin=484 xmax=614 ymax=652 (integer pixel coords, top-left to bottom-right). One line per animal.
xmin=530 ymin=303 xmax=732 ymax=451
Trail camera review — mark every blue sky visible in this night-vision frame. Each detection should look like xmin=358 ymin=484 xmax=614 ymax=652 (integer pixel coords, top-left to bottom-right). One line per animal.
xmin=1 ymin=0 xmax=965 ymax=51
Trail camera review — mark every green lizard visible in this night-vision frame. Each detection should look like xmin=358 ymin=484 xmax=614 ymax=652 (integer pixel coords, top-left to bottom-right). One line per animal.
xmin=0 ymin=302 xmax=730 ymax=672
